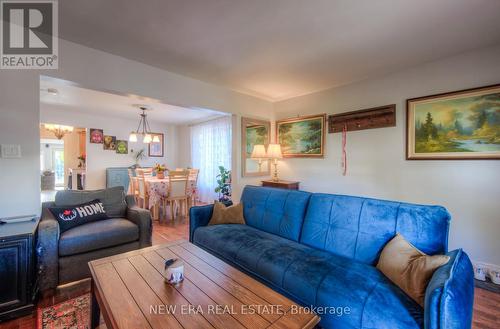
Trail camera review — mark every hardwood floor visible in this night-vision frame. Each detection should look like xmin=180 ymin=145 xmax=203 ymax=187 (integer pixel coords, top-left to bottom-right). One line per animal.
xmin=0 ymin=214 xmax=498 ymax=328
xmin=473 ymin=287 xmax=500 ymax=328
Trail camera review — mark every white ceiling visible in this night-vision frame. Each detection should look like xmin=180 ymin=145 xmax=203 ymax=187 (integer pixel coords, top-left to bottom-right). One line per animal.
xmin=58 ymin=0 xmax=500 ymax=101
xmin=40 ymin=79 xmax=225 ymax=124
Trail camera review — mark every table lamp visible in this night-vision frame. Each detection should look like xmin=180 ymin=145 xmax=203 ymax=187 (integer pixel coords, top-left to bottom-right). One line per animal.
xmin=266 ymin=144 xmax=283 ymax=182
xmin=250 ymin=144 xmax=267 ymax=172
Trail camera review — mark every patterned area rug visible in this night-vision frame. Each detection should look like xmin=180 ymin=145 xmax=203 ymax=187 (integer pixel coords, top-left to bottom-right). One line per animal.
xmin=37 ymin=293 xmax=91 ymax=329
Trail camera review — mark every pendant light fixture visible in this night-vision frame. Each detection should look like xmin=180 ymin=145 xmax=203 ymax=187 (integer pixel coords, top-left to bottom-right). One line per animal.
xmin=129 ymin=105 xmax=160 ymax=144
xmin=44 ymin=123 xmax=74 ymax=139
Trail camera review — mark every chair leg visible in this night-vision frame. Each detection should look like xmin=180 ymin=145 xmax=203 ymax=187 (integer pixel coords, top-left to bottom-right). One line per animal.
xmin=170 ymin=200 xmax=174 ymax=221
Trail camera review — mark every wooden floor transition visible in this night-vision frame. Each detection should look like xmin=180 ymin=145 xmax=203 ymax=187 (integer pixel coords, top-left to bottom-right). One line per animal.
xmin=0 ymin=215 xmax=498 ymax=328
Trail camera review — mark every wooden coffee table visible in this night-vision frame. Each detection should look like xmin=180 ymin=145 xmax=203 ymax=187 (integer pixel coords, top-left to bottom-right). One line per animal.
xmin=89 ymin=240 xmax=320 ymax=329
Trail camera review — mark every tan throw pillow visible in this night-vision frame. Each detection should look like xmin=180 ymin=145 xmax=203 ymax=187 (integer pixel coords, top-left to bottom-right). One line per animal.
xmin=208 ymin=202 xmax=245 ymax=226
xmin=376 ymin=233 xmax=450 ymax=307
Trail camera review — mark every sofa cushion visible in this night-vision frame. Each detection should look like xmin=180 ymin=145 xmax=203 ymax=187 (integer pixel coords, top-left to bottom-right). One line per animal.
xmin=59 ymin=218 xmax=138 ymax=256
xmin=208 ymin=202 xmax=245 ymax=225
xmin=240 ymin=185 xmax=311 ymax=241
xmin=55 ymin=186 xmax=127 ymax=218
xmin=194 ymin=224 xmax=423 ymax=329
xmin=377 ymin=233 xmax=450 ymax=306
xmin=300 ymin=193 xmax=450 ymax=265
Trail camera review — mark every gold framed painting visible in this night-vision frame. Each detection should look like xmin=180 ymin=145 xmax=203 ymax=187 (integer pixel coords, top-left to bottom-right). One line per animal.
xmin=276 ymin=114 xmax=326 ymax=158
xmin=241 ymin=117 xmax=271 ymax=177
xmin=406 ymin=84 xmax=500 ymax=160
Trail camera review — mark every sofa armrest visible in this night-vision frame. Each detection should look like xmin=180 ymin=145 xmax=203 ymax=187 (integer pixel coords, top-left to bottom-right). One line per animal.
xmin=189 ymin=204 xmax=214 ymax=242
xmin=424 ymin=249 xmax=474 ymax=329
xmin=126 ymin=205 xmax=152 ymax=248
xmin=37 ymin=205 xmax=60 ymax=292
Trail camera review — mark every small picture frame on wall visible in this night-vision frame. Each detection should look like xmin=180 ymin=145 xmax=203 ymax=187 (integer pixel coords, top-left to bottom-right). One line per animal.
xmin=89 ymin=129 xmax=104 ymax=144
xmin=148 ymin=133 xmax=164 ymax=157
xmin=103 ymin=135 xmax=116 ymax=150
xmin=116 ymin=140 xmax=128 ymax=154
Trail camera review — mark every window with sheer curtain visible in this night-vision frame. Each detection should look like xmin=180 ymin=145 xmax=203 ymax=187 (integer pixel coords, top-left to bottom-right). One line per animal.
xmin=190 ymin=116 xmax=232 ymax=203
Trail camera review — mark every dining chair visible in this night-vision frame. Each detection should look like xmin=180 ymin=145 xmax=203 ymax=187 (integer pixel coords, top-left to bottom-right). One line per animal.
xmin=127 ymin=169 xmax=139 ymax=200
xmin=136 ymin=174 xmax=149 ymax=209
xmin=136 ymin=168 xmax=153 ymax=178
xmin=188 ymin=168 xmax=200 ymax=206
xmin=162 ymin=170 xmax=190 ymax=221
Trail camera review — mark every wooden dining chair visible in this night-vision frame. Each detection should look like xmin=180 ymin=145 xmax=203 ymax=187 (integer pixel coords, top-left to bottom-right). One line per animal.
xmin=136 ymin=168 xmax=153 ymax=178
xmin=188 ymin=168 xmax=200 ymax=206
xmin=129 ymin=177 xmax=140 ymax=204
xmin=136 ymin=174 xmax=149 ymax=209
xmin=127 ymin=169 xmax=139 ymax=201
xmin=162 ymin=170 xmax=190 ymax=221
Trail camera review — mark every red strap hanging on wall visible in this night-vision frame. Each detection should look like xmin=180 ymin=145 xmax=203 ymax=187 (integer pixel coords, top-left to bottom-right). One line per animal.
xmin=342 ymin=123 xmax=347 ymax=176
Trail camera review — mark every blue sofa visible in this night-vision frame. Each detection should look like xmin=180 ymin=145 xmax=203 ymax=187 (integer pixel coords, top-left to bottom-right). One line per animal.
xmin=190 ymin=186 xmax=474 ymax=329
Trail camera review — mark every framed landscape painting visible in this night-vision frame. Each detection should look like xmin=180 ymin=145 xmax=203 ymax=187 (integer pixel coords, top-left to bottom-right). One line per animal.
xmin=276 ymin=114 xmax=326 ymax=158
xmin=407 ymin=84 xmax=500 ymax=160
xmin=241 ymin=117 xmax=271 ymax=177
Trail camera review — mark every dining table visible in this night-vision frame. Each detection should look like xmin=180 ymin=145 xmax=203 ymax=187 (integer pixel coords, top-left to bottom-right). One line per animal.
xmin=143 ymin=176 xmax=196 ymax=220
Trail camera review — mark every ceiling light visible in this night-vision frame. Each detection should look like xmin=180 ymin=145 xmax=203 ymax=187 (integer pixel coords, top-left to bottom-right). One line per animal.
xmin=129 ymin=133 xmax=138 ymax=142
xmin=44 ymin=124 xmax=74 ymax=139
xmin=129 ymin=105 xmax=155 ymax=144
xmin=152 ymin=135 xmax=160 ymax=143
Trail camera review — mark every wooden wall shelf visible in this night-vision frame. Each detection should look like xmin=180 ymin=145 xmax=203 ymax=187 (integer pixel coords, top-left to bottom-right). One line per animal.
xmin=328 ymin=104 xmax=396 ymax=133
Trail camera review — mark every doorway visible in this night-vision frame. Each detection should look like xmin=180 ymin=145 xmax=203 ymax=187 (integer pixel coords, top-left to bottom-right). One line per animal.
xmin=40 ymin=124 xmax=87 ymax=201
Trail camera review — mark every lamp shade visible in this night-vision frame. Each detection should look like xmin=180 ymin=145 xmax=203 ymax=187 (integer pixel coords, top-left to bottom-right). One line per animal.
xmin=129 ymin=132 xmax=138 ymax=142
xmin=152 ymin=135 xmax=160 ymax=143
xmin=250 ymin=145 xmax=267 ymax=159
xmin=267 ymin=144 xmax=283 ymax=159
xmin=143 ymin=134 xmax=152 ymax=143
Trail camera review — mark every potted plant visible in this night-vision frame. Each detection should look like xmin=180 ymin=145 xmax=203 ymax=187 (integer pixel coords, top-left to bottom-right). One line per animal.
xmin=131 ymin=148 xmax=147 ymax=167
xmin=214 ymin=166 xmax=232 ymax=205
xmin=154 ymin=163 xmax=167 ymax=179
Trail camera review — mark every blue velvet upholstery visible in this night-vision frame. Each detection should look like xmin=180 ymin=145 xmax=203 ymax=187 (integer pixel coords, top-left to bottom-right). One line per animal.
xmin=194 ymin=224 xmax=424 ymax=328
xmin=300 ymin=193 xmax=450 ymax=265
xmin=190 ymin=186 xmax=474 ymax=329
xmin=240 ymin=186 xmax=311 ymax=241
xmin=425 ymin=249 xmax=474 ymax=329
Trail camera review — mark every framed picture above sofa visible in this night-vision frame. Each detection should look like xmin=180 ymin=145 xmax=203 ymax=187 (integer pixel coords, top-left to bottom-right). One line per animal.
xmin=276 ymin=114 xmax=326 ymax=158
xmin=407 ymin=84 xmax=500 ymax=160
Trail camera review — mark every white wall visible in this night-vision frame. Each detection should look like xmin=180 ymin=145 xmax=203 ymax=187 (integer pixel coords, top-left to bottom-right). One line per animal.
xmin=274 ymin=45 xmax=500 ymax=266
xmin=0 ymin=38 xmax=273 ymax=218
xmin=176 ymin=125 xmax=192 ymax=168
xmin=41 ymin=104 xmax=178 ymax=189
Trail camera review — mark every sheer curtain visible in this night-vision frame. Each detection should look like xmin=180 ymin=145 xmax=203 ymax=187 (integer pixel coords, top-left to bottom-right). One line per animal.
xmin=190 ymin=116 xmax=232 ymax=203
